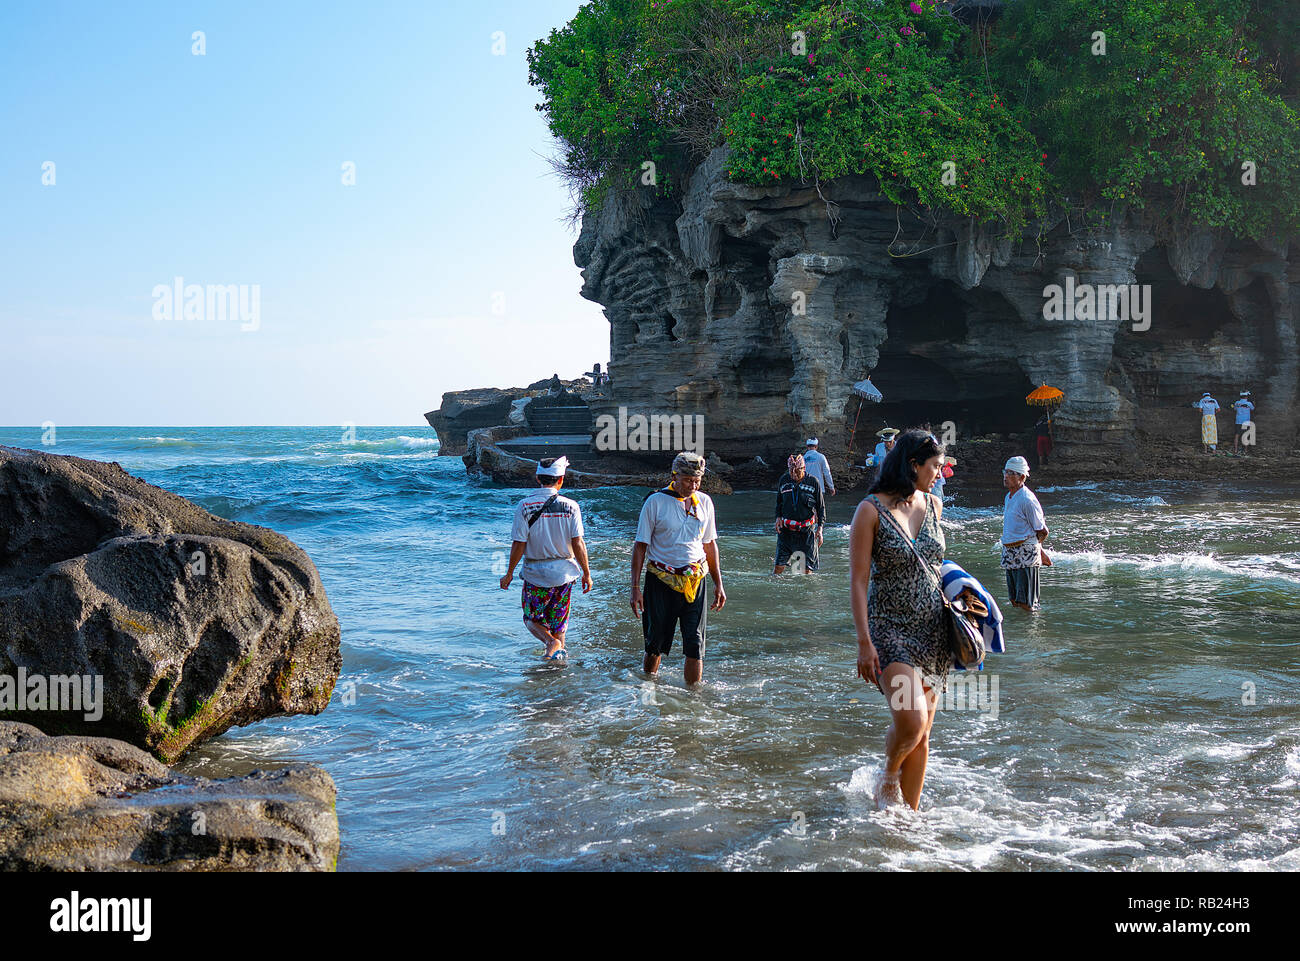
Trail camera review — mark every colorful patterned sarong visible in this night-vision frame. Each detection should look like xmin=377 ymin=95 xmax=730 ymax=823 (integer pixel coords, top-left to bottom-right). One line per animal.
xmin=647 ymin=558 xmax=707 ymax=604
xmin=521 ymin=580 xmax=573 ymax=635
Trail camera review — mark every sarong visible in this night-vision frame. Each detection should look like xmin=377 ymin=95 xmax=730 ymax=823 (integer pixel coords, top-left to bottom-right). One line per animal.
xmin=521 ymin=580 xmax=573 ymax=634
xmin=1201 ymin=414 xmax=1218 ymax=447
xmin=1001 ymin=540 xmax=1041 ymax=610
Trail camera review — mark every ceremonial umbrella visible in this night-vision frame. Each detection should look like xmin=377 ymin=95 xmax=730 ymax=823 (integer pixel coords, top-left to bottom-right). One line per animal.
xmin=848 ymin=378 xmax=884 ymax=452
xmin=1026 ymin=384 xmax=1064 ymax=407
xmin=1027 ymin=383 xmax=1065 ymax=424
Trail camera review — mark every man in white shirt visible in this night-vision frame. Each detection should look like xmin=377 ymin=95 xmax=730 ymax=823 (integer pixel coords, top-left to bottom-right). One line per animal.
xmin=1000 ymin=456 xmax=1049 ymax=612
xmin=1232 ymin=390 xmax=1255 ymax=456
xmin=500 ymin=456 xmax=592 ymax=661
xmin=802 ymin=438 xmax=835 ymax=499
xmin=630 ymin=451 xmax=727 ymax=685
xmin=1193 ymin=392 xmax=1220 ymax=453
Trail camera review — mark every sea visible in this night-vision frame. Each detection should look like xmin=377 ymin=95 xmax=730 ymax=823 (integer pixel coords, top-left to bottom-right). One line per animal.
xmin=2 ymin=425 xmax=1298 ymax=871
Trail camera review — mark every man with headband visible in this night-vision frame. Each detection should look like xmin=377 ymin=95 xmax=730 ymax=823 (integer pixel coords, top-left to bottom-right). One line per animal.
xmin=500 ymin=456 xmax=592 ymax=661
xmin=774 ymin=452 xmax=825 ymax=574
xmin=630 ymin=451 xmax=727 ymax=685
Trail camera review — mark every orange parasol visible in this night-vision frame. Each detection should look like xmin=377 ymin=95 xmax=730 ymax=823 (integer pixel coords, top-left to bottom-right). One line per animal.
xmin=1026 ymin=384 xmax=1065 ymax=406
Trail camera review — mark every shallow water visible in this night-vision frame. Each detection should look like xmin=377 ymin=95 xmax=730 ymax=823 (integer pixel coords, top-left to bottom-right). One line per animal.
xmin=4 ymin=427 xmax=1298 ymax=870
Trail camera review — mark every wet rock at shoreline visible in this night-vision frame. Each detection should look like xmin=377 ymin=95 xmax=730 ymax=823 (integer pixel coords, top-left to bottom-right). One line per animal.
xmin=0 ymin=721 xmax=338 ymax=871
xmin=0 ymin=446 xmax=341 ymax=763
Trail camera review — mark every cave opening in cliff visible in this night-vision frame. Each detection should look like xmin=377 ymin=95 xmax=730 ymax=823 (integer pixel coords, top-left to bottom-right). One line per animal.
xmin=1110 ymin=247 xmax=1276 ymax=440
xmin=856 ymin=282 xmax=1036 ymax=448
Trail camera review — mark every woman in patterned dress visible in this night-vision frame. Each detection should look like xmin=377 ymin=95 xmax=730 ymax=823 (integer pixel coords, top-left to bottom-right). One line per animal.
xmin=849 ymin=429 xmax=949 ymax=810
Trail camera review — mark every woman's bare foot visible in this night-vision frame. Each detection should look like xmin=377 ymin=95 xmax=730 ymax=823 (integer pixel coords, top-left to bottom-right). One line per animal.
xmin=875 ymin=769 xmax=905 ymax=810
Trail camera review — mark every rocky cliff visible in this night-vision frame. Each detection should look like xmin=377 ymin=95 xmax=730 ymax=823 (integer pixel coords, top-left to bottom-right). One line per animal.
xmin=574 ymin=147 xmax=1299 ymax=467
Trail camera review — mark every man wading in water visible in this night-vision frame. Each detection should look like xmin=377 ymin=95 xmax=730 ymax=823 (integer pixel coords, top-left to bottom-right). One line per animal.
xmin=500 ymin=456 xmax=592 ymax=660
xmin=1000 ymin=456 xmax=1049 ymax=612
xmin=630 ymin=451 xmax=726 ymax=685
xmin=774 ymin=453 xmax=825 ymax=574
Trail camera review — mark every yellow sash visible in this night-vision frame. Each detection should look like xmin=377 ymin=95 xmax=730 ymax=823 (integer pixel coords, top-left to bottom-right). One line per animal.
xmin=648 ymin=560 xmax=707 ymax=603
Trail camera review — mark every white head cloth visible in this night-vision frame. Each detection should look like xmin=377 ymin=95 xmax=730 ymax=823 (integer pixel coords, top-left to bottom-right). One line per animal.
xmin=537 ymin=456 xmax=569 ymax=478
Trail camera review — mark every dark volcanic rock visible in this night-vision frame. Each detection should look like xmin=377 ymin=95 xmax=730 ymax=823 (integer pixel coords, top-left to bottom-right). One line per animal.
xmin=575 ymin=147 xmax=1299 ymax=464
xmin=0 ymin=446 xmax=341 ymax=763
xmin=425 ymin=387 xmax=534 ymax=455
xmin=426 ymin=378 xmax=608 ymax=454
xmin=0 ymin=721 xmax=337 ymax=871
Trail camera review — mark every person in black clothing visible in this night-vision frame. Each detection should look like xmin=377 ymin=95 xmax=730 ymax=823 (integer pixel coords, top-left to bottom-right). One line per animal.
xmin=774 ymin=453 xmax=826 ymax=574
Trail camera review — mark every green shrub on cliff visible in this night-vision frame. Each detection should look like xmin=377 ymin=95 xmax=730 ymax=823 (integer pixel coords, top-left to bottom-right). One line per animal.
xmin=529 ymin=0 xmax=1300 ymax=240
xmin=995 ymin=0 xmax=1300 ymax=240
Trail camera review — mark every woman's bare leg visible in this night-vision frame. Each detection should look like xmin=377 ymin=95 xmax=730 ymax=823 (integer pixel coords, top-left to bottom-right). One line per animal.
xmin=880 ymin=663 xmax=929 ymax=807
xmin=899 ymin=684 xmax=939 ymax=809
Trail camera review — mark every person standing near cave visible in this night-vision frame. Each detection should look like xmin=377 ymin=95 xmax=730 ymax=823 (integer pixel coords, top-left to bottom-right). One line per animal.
xmin=1193 ymin=391 xmax=1221 ymax=453
xmin=1033 ymin=414 xmax=1053 ymax=467
xmin=1232 ymin=391 xmax=1255 ymax=456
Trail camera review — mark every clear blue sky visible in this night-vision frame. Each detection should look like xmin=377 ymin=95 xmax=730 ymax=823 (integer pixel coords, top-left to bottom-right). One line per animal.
xmin=0 ymin=0 xmax=608 ymax=426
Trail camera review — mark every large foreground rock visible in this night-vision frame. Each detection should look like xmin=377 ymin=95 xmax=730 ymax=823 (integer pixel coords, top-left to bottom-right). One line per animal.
xmin=0 ymin=446 xmax=341 ymax=762
xmin=0 ymin=721 xmax=337 ymax=871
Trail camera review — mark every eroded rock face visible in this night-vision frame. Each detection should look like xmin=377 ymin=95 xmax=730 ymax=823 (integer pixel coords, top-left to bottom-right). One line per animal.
xmin=0 ymin=721 xmax=337 ymax=871
xmin=0 ymin=446 xmax=341 ymax=762
xmin=576 ymin=147 xmax=1299 ymax=462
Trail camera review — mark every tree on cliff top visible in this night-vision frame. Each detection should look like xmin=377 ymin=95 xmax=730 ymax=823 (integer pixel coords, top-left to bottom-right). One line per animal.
xmin=529 ymin=0 xmax=1300 ymax=242
xmin=995 ymin=0 xmax=1300 ymax=241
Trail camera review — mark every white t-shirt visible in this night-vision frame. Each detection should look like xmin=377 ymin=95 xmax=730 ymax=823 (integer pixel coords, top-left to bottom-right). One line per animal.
xmin=802 ymin=449 xmax=834 ymax=492
xmin=1002 ymin=485 xmax=1047 ymax=545
xmin=1233 ymin=399 xmax=1254 ymax=424
xmin=1195 ymin=397 xmax=1220 ymax=416
xmin=510 ymin=487 xmax=584 ymax=587
xmin=634 ymin=489 xmax=717 ymax=569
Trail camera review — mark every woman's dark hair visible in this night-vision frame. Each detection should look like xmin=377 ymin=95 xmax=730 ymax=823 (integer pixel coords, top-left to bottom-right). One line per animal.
xmin=868 ymin=429 xmax=945 ymax=498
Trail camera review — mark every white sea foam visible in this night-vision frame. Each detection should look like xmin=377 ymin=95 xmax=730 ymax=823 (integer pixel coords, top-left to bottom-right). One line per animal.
xmin=1046 ymin=549 xmax=1300 ymax=584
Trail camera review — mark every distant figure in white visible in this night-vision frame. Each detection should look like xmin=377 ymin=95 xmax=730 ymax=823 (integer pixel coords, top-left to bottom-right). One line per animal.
xmin=500 ymin=456 xmax=593 ymax=660
xmin=802 ymin=437 xmax=836 ymax=499
xmin=1232 ymin=390 xmax=1255 ymax=456
xmin=1000 ymin=456 xmax=1049 ymax=612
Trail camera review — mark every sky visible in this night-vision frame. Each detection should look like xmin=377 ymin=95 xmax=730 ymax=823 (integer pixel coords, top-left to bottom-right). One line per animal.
xmin=0 ymin=0 xmax=609 ymax=426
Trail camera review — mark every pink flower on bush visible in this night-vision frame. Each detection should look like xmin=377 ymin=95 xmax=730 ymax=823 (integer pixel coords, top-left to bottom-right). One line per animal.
xmin=909 ymin=1 xmax=922 ymax=13
xmin=900 ymin=25 xmax=915 ymax=36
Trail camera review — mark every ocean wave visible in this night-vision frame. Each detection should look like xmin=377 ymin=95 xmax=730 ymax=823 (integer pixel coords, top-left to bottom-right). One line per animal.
xmin=307 ymin=435 xmax=439 ymax=453
xmin=1035 ymin=482 xmax=1101 ymax=493
xmin=131 ymin=436 xmax=198 ymax=446
xmin=1047 ymin=549 xmax=1300 ymax=584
